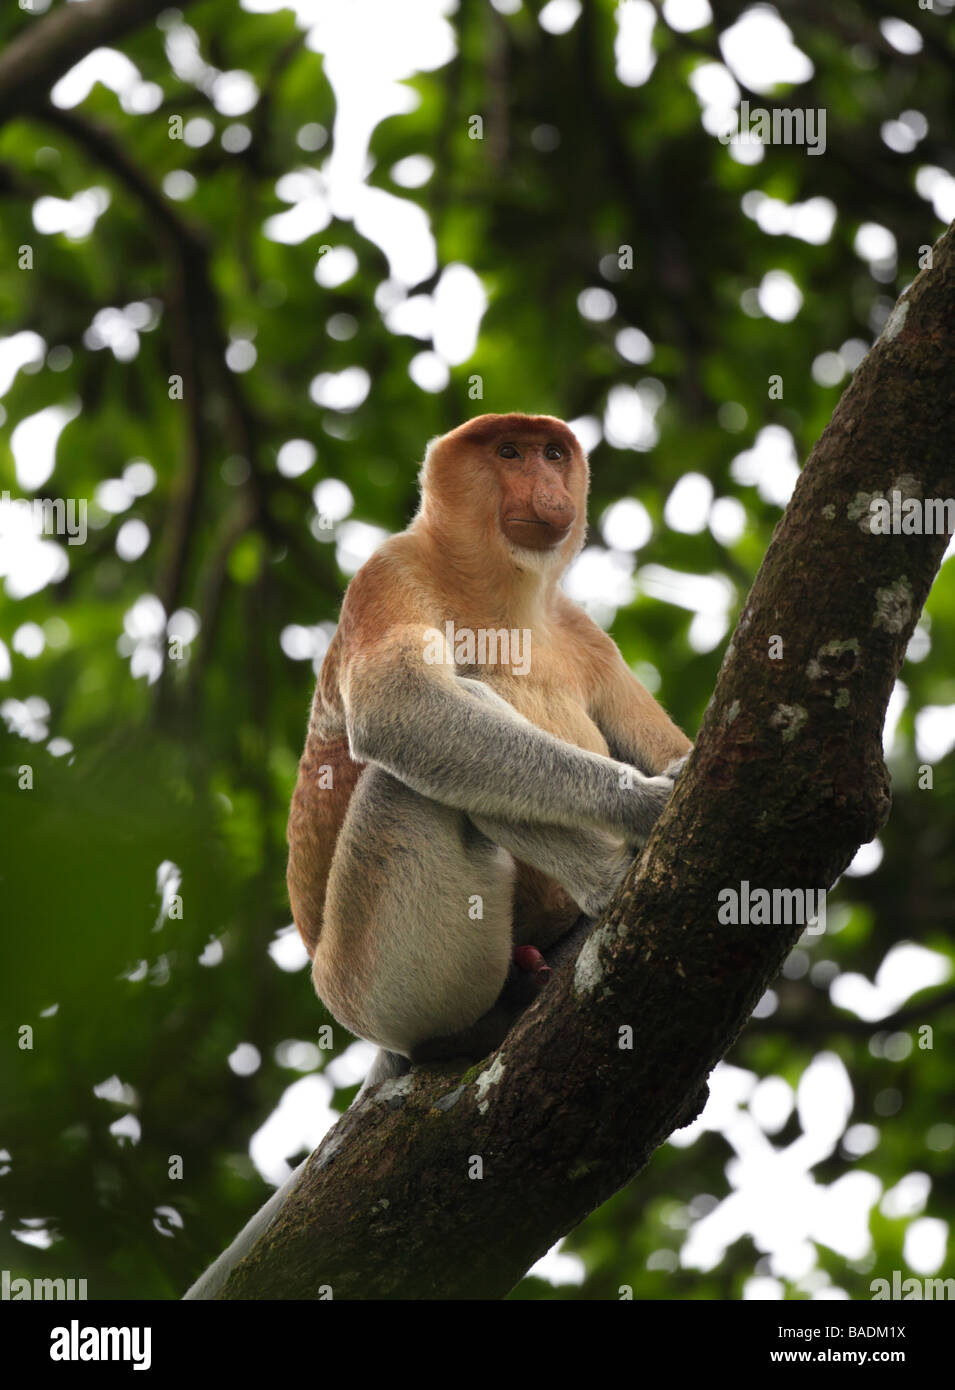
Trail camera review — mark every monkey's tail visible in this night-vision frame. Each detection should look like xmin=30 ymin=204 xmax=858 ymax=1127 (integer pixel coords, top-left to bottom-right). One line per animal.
xmin=354 ymin=1048 xmax=410 ymax=1101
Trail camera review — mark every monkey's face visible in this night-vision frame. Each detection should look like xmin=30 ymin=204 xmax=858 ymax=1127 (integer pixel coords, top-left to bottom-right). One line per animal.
xmin=419 ymin=413 xmax=590 ymax=572
xmin=493 ymin=436 xmax=580 ymax=553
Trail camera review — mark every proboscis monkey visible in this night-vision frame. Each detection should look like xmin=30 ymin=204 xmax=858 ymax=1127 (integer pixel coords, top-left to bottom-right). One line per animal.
xmin=287 ymin=414 xmax=691 ymax=1068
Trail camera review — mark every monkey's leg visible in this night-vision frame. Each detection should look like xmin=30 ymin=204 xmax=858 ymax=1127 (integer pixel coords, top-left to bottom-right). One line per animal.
xmin=315 ymin=766 xmax=516 ymax=1058
xmin=409 ymin=822 xmax=631 ymax=1065
xmin=468 ymin=813 xmax=633 ymax=924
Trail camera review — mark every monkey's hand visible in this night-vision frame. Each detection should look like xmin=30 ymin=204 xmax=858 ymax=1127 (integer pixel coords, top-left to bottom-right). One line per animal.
xmin=618 ymin=746 xmax=693 ymax=846
xmin=617 ymin=766 xmax=678 ymax=846
xmin=576 ymin=839 xmax=636 ymax=917
xmin=663 ymin=749 xmax=692 ymax=781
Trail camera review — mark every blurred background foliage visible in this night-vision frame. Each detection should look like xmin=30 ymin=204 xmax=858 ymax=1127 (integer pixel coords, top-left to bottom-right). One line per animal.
xmin=0 ymin=0 xmax=953 ymax=1301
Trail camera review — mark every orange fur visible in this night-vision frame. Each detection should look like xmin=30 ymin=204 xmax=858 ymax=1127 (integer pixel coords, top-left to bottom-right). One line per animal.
xmin=287 ymin=414 xmax=689 ymax=975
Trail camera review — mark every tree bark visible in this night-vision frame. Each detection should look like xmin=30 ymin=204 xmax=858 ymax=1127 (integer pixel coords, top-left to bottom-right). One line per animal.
xmin=0 ymin=0 xmax=197 ymax=127
xmin=187 ymin=220 xmax=955 ymax=1300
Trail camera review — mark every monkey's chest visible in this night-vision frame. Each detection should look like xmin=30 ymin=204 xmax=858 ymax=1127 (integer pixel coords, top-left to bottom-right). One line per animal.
xmin=491 ymin=677 xmax=610 ymax=757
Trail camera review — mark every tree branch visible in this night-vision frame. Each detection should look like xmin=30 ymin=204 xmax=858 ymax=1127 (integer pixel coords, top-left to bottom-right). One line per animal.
xmin=37 ymin=103 xmax=212 ymax=700
xmin=186 ymin=219 xmax=955 ymax=1301
xmin=754 ymin=985 xmax=955 ymax=1041
xmin=33 ymin=102 xmax=323 ymax=717
xmin=0 ymin=0 xmax=198 ymax=127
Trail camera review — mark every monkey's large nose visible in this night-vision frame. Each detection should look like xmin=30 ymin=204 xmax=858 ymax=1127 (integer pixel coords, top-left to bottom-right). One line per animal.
xmin=531 ymin=488 xmax=575 ymax=530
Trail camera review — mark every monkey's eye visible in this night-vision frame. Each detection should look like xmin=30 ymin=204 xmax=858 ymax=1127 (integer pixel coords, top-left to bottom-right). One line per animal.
xmin=498 ymin=444 xmax=520 ymax=459
xmin=544 ymin=445 xmax=563 ymax=460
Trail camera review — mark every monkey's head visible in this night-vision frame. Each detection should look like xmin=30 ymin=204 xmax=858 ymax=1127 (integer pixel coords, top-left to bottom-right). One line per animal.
xmin=417 ymin=413 xmax=589 ymax=576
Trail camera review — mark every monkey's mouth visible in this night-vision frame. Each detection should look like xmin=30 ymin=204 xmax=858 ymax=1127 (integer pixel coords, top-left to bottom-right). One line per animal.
xmin=501 ymin=517 xmax=572 ymax=551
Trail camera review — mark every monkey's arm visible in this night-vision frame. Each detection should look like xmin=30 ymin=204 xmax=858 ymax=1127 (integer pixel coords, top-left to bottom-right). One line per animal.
xmin=342 ymin=629 xmax=673 ymax=842
xmin=588 ymin=644 xmax=692 ymax=776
